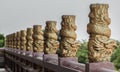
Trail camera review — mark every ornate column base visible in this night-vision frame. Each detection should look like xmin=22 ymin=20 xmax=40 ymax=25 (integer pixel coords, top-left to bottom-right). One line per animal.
xmin=33 ymin=52 xmax=44 ymax=60
xmin=16 ymin=49 xmax=21 ymax=54
xmin=26 ymin=51 xmax=33 ymax=57
xmin=86 ymin=62 xmax=114 ymax=72
xmin=20 ymin=50 xmax=26 ymax=55
xmin=44 ymin=54 xmax=58 ymax=65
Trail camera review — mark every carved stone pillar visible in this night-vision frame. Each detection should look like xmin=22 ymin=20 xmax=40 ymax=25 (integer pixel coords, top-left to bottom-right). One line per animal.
xmin=44 ymin=21 xmax=59 ymax=72
xmin=44 ymin=21 xmax=59 ymax=54
xmin=33 ymin=25 xmax=44 ymax=59
xmin=20 ymin=30 xmax=27 ymax=55
xmin=8 ymin=35 xmax=10 ymax=48
xmin=59 ymin=15 xmax=80 ymax=71
xmin=13 ymin=33 xmax=17 ymax=52
xmin=11 ymin=34 xmax=14 ymax=48
xmin=5 ymin=35 xmax=8 ymax=47
xmin=33 ymin=25 xmax=44 ymax=71
xmin=17 ymin=31 xmax=21 ymax=54
xmin=86 ymin=4 xmax=115 ymax=72
xmin=26 ymin=28 xmax=33 ymax=56
xmin=87 ymin=4 xmax=116 ymax=62
xmin=60 ymin=15 xmax=80 ymax=57
xmin=13 ymin=33 xmax=17 ymax=48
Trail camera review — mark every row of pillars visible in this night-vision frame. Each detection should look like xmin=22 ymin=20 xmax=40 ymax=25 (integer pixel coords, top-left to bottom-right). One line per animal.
xmin=5 ymin=4 xmax=116 ymax=72
xmin=5 ymin=15 xmax=80 ymax=58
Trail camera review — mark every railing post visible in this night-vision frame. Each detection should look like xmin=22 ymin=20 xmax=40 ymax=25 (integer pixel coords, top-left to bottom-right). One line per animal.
xmin=20 ymin=30 xmax=27 ymax=72
xmin=26 ymin=28 xmax=33 ymax=57
xmin=59 ymin=15 xmax=80 ymax=71
xmin=20 ymin=30 xmax=27 ymax=55
xmin=16 ymin=31 xmax=21 ymax=54
xmin=26 ymin=28 xmax=34 ymax=72
xmin=44 ymin=21 xmax=59 ymax=72
xmin=33 ymin=25 xmax=44 ymax=72
xmin=86 ymin=4 xmax=116 ymax=72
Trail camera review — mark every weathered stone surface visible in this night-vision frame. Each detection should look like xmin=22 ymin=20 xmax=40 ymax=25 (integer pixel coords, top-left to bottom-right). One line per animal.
xmin=60 ymin=15 xmax=80 ymax=57
xmin=86 ymin=62 xmax=114 ymax=72
xmin=33 ymin=25 xmax=44 ymax=52
xmin=26 ymin=28 xmax=33 ymax=51
xmin=87 ymin=4 xmax=116 ymax=62
xmin=44 ymin=21 xmax=59 ymax=54
xmin=16 ymin=31 xmax=21 ymax=50
xmin=44 ymin=54 xmax=58 ymax=65
xmin=20 ymin=30 xmax=27 ymax=55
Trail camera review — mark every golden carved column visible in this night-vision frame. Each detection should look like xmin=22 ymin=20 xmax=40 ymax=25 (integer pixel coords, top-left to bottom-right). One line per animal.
xmin=60 ymin=15 xmax=80 ymax=57
xmin=44 ymin=21 xmax=59 ymax=72
xmin=87 ymin=4 xmax=116 ymax=62
xmin=26 ymin=28 xmax=33 ymax=56
xmin=20 ymin=30 xmax=27 ymax=55
xmin=11 ymin=34 xmax=14 ymax=48
xmin=17 ymin=31 xmax=21 ymax=54
xmin=33 ymin=25 xmax=44 ymax=71
xmin=5 ymin=35 xmax=8 ymax=47
xmin=44 ymin=21 xmax=59 ymax=54
xmin=13 ymin=33 xmax=17 ymax=49
xmin=8 ymin=35 xmax=10 ymax=48
xmin=33 ymin=25 xmax=44 ymax=58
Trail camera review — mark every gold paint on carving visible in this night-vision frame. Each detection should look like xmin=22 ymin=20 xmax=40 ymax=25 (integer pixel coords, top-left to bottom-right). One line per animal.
xmin=20 ymin=30 xmax=27 ymax=51
xmin=87 ymin=4 xmax=116 ymax=62
xmin=33 ymin=25 xmax=44 ymax=52
xmin=26 ymin=28 xmax=33 ymax=51
xmin=44 ymin=21 xmax=59 ymax=54
xmin=17 ymin=31 xmax=21 ymax=50
xmin=60 ymin=15 xmax=80 ymax=57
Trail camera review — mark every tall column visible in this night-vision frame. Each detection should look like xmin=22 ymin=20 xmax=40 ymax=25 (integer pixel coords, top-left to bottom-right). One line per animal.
xmin=59 ymin=15 xmax=80 ymax=70
xmin=5 ymin=35 xmax=8 ymax=47
xmin=17 ymin=31 xmax=21 ymax=54
xmin=44 ymin=21 xmax=59 ymax=54
xmin=11 ymin=34 xmax=14 ymax=48
xmin=60 ymin=15 xmax=80 ymax=57
xmin=44 ymin=21 xmax=59 ymax=72
xmin=33 ymin=25 xmax=44 ymax=71
xmin=20 ymin=30 xmax=27 ymax=55
xmin=13 ymin=33 xmax=17 ymax=52
xmin=86 ymin=4 xmax=116 ymax=72
xmin=33 ymin=25 xmax=44 ymax=59
xmin=26 ymin=28 xmax=33 ymax=56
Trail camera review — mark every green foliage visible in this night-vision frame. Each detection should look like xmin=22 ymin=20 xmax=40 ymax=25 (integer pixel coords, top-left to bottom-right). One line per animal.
xmin=111 ymin=40 xmax=120 ymax=70
xmin=0 ymin=34 xmax=5 ymax=47
xmin=76 ymin=40 xmax=88 ymax=63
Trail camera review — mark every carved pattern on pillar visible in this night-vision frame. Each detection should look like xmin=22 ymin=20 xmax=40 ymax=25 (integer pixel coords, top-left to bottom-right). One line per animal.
xmin=13 ymin=33 xmax=17 ymax=48
xmin=26 ymin=28 xmax=33 ymax=51
xmin=33 ymin=25 xmax=44 ymax=52
xmin=87 ymin=4 xmax=116 ymax=62
xmin=20 ymin=30 xmax=27 ymax=51
xmin=5 ymin=35 xmax=8 ymax=47
xmin=8 ymin=35 xmax=11 ymax=48
xmin=44 ymin=21 xmax=59 ymax=54
xmin=60 ymin=15 xmax=80 ymax=57
xmin=17 ymin=32 xmax=21 ymax=50
xmin=11 ymin=34 xmax=14 ymax=48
